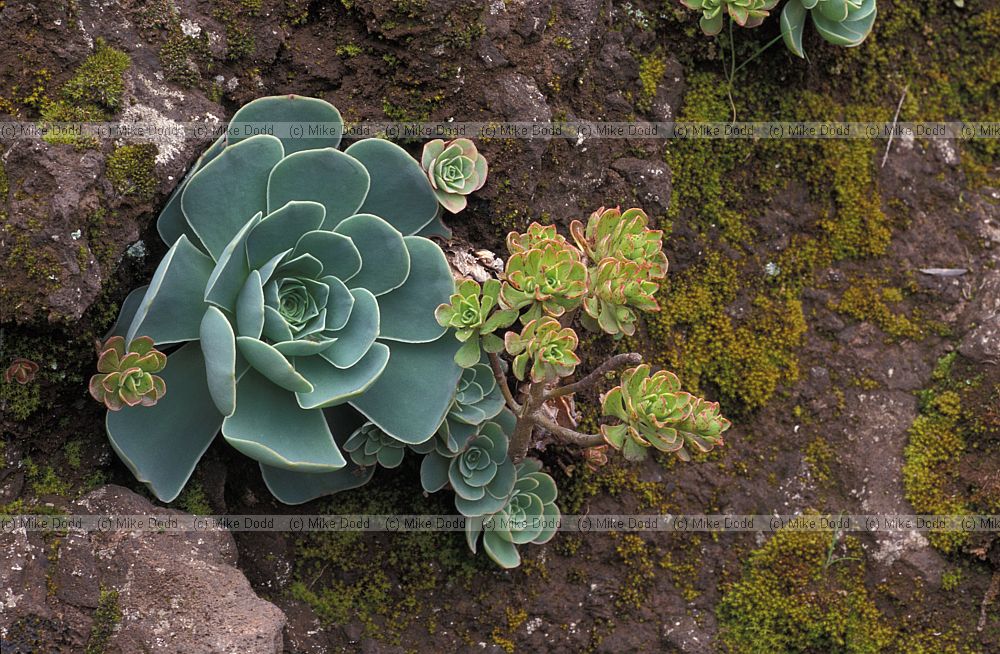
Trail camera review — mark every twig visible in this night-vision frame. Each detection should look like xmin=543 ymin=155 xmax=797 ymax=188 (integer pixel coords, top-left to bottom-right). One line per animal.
xmin=488 ymin=352 xmax=520 ymax=413
xmin=881 ymin=84 xmax=909 ymax=169
xmin=533 ymin=414 xmax=605 ymax=447
xmin=509 ymin=383 xmax=546 ymax=462
xmin=545 ymin=353 xmax=642 ymax=400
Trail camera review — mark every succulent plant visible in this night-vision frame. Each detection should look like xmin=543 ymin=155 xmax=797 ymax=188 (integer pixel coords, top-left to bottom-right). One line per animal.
xmin=103 ymin=95 xmax=466 ymax=503
xmin=674 ymin=397 xmax=731 ymax=461
xmin=89 ymin=336 xmax=167 ymax=411
xmin=506 ymin=222 xmax=569 ymax=254
xmin=466 ymin=459 xmax=560 ymax=568
xmin=499 ymin=240 xmax=587 ymax=322
xmin=420 ymin=420 xmax=516 ymax=517
xmin=680 ymin=0 xmax=779 ymax=35
xmin=412 ymin=362 xmax=510 ymax=456
xmin=601 ymin=364 xmax=730 ymax=461
xmin=505 ymin=317 xmax=581 ymax=383
xmin=581 ymin=258 xmax=661 ymax=337
xmin=435 ymin=279 xmax=519 ymax=368
xmin=4 ymin=358 xmax=38 ymax=385
xmin=343 ymin=422 xmax=407 ymax=468
xmin=421 ymin=138 xmax=488 ymax=214
xmin=781 ymin=0 xmax=878 ymax=58
xmin=570 ymin=207 xmax=668 ymax=278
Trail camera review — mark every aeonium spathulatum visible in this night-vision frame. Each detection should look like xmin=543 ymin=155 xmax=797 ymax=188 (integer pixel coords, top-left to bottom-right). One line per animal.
xmin=504 ymin=317 xmax=581 ymax=383
xmin=601 ymin=364 xmax=731 ymax=462
xmin=101 ymin=95 xmax=490 ymax=504
xmin=89 ymin=336 xmax=167 ymax=410
xmin=435 ymin=280 xmax=518 ymax=368
xmin=499 ymin=234 xmax=588 ymax=322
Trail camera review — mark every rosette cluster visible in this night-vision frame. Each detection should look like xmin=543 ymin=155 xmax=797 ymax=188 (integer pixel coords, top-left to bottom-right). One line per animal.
xmin=103 ymin=95 xmax=464 ymax=504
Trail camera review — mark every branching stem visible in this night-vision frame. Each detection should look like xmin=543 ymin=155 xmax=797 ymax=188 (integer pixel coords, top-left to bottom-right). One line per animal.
xmin=488 ymin=351 xmax=521 ymax=413
xmin=545 ymin=353 xmax=642 ymax=400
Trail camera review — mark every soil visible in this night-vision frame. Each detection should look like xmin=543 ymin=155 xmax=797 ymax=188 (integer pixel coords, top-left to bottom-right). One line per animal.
xmin=1 ymin=0 xmax=998 ymax=653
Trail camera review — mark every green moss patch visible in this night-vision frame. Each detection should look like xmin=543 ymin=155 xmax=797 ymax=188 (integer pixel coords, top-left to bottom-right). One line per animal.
xmin=718 ymin=528 xmax=895 ymax=653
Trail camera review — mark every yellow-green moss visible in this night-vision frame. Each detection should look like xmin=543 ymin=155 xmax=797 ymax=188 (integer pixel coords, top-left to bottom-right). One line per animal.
xmin=84 ymin=587 xmax=121 ymax=654
xmin=834 ymin=276 xmax=924 ymax=340
xmin=60 ymin=39 xmax=131 ymax=114
xmin=717 ymin=529 xmax=895 ymax=653
xmin=636 ymin=54 xmax=666 ymax=113
xmin=902 ymin=385 xmax=969 ymax=552
xmin=171 ymin=481 xmax=211 ymax=515
xmin=23 ymin=457 xmax=72 ymax=497
xmin=612 ymin=533 xmax=656 ymax=610
xmin=106 ymin=144 xmax=158 ymax=200
xmin=646 ymin=251 xmax=807 ymax=410
xmin=289 ymin=473 xmax=482 ymax=644
xmin=1 ymin=376 xmax=42 ymax=420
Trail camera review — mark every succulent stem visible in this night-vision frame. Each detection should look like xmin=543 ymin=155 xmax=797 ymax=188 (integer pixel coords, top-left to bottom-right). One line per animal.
xmin=545 ymin=353 xmax=643 ymax=400
xmin=531 ymin=414 xmax=604 ymax=447
xmin=510 ymin=382 xmax=547 ymax=462
xmin=488 ymin=351 xmax=521 ymax=413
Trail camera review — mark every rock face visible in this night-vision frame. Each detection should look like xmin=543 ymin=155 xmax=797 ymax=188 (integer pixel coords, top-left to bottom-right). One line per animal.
xmin=0 ymin=486 xmax=285 ymax=653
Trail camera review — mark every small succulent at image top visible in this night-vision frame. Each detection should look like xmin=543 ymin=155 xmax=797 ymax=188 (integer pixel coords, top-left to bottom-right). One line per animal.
xmin=505 ymin=317 xmax=581 ymax=383
xmin=466 ymin=459 xmax=560 ymax=569
xmin=781 ymin=0 xmax=877 ymax=58
xmin=570 ymin=207 xmax=668 ymax=278
xmin=435 ymin=279 xmax=518 ymax=368
xmin=499 ymin=238 xmax=588 ymax=322
xmin=680 ymin=0 xmax=779 ymax=35
xmin=343 ymin=422 xmax=407 ymax=468
xmin=421 ymin=138 xmax=488 ymax=214
xmin=601 ymin=364 xmax=730 ymax=461
xmin=581 ymin=258 xmax=661 ymax=337
xmin=89 ymin=336 xmax=167 ymax=411
xmin=4 ymin=358 xmax=39 ymax=385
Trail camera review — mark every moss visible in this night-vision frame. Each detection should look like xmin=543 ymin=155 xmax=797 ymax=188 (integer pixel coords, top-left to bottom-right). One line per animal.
xmin=636 ymin=54 xmax=666 ymax=113
xmin=717 ymin=528 xmax=895 ymax=653
xmin=613 ymin=533 xmax=656 ymax=610
xmin=1 ymin=375 xmax=42 ymax=420
xmin=23 ymin=457 xmax=72 ymax=497
xmin=645 ymin=251 xmax=807 ymax=411
xmin=834 ymin=276 xmax=925 ymax=340
xmin=64 ymin=440 xmax=83 ymax=469
xmin=60 ymin=39 xmax=131 ymax=115
xmin=335 ymin=43 xmax=363 ymax=58
xmin=940 ymin=568 xmax=963 ymax=592
xmin=171 ymin=481 xmax=211 ymax=515
xmin=804 ymin=437 xmax=835 ymax=484
xmin=159 ymin=31 xmax=204 ymax=87
xmin=289 ymin=466 xmax=483 ymax=644
xmin=902 ymin=381 xmax=970 ymax=552
xmin=85 ymin=587 xmax=121 ymax=654
xmin=106 ymin=144 xmax=158 ymax=200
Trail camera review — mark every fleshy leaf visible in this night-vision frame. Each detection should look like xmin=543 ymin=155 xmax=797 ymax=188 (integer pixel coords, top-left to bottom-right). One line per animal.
xmin=322 ymin=288 xmax=380 ymax=369
xmin=222 ymin=368 xmax=346 ymax=472
xmin=294 ymin=342 xmax=390 ymax=409
xmin=127 ymin=236 xmax=215 ymax=345
xmin=236 ymin=337 xmax=313 ymax=393
xmin=376 ymin=236 xmax=453 ymax=343
xmin=245 ymin=201 xmax=326 ymax=269
xmin=267 ymin=149 xmax=369 ymax=230
xmin=229 ymin=95 xmax=344 ymax=153
xmin=345 ymin=139 xmax=440 ymax=236
xmin=182 ymin=135 xmax=284 ymax=259
xmin=350 ymin=336 xmax=462 ymax=444
xmin=200 ymin=306 xmax=238 ymax=417
xmin=333 ymin=214 xmax=410 ymax=295
xmin=106 ymin=342 xmax=223 ymax=502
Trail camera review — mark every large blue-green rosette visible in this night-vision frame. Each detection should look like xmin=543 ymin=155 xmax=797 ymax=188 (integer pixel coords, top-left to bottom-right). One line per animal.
xmin=104 ymin=95 xmax=463 ymax=504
